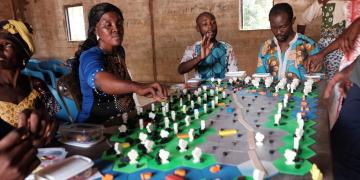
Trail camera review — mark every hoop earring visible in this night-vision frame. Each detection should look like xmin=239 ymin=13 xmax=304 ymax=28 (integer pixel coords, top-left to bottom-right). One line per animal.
xmin=22 ymin=59 xmax=26 ymax=66
xmin=96 ymin=34 xmax=100 ymax=40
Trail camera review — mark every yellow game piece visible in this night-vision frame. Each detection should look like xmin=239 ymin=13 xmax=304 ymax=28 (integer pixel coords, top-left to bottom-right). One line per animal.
xmin=102 ymin=174 xmax=113 ymax=180
xmin=217 ymin=102 xmax=226 ymax=107
xmin=218 ymin=129 xmax=237 ymax=137
xmin=141 ymin=172 xmax=152 ymax=180
xmin=210 ymin=164 xmax=221 ymax=173
xmin=310 ymin=164 xmax=323 ymax=180
xmin=176 ymin=134 xmax=189 ymax=139
xmin=174 ymin=169 xmax=186 ymax=177
xmin=121 ymin=142 xmax=130 ymax=148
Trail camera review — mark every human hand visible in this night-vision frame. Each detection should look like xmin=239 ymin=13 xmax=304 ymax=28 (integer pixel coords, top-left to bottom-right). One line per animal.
xmin=0 ymin=130 xmax=40 ymax=180
xmin=200 ymin=32 xmax=214 ymax=60
xmin=18 ymin=109 xmax=58 ymax=147
xmin=304 ymin=52 xmax=324 ymax=73
xmin=135 ymin=82 xmax=168 ymax=101
xmin=337 ymin=18 xmax=360 ymax=54
xmin=323 ymin=64 xmax=354 ymax=99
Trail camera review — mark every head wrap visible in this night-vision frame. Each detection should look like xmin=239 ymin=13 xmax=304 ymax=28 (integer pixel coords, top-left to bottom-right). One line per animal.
xmin=0 ymin=19 xmax=34 ymax=58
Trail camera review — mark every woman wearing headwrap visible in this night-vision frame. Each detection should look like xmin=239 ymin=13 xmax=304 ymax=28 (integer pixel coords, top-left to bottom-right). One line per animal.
xmin=0 ymin=19 xmax=58 ymax=143
xmin=73 ymin=3 xmax=168 ymax=123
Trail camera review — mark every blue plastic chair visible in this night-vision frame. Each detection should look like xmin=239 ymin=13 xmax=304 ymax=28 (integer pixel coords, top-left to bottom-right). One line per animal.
xmin=26 ymin=59 xmax=57 ymax=88
xmin=38 ymin=59 xmax=70 ymax=76
xmin=21 ymin=68 xmax=73 ymax=122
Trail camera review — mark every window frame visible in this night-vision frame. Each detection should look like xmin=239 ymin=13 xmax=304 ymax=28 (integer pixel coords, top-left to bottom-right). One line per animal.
xmin=64 ymin=4 xmax=86 ymax=42
xmin=239 ymin=0 xmax=274 ymax=31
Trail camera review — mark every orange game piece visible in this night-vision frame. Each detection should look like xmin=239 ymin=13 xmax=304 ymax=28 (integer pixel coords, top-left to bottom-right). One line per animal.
xmin=259 ymin=91 xmax=266 ymax=95
xmin=165 ymin=174 xmax=184 ymax=180
xmin=140 ymin=172 xmax=152 ymax=180
xmin=217 ymin=102 xmax=226 ymax=107
xmin=102 ymin=174 xmax=113 ymax=180
xmin=174 ymin=169 xmax=186 ymax=177
xmin=210 ymin=164 xmax=221 ymax=173
xmin=176 ymin=134 xmax=189 ymax=139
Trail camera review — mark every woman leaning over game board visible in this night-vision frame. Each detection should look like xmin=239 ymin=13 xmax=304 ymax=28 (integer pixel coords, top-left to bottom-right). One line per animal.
xmin=73 ymin=3 xmax=168 ymax=123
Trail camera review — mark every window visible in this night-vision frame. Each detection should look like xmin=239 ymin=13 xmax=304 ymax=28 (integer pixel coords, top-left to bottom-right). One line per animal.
xmin=239 ymin=0 xmax=273 ymax=30
xmin=65 ymin=5 xmax=86 ymax=41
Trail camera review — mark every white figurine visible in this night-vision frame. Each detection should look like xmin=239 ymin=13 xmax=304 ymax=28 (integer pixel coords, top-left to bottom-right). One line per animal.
xmin=146 ymin=123 xmax=152 ymax=133
xmin=151 ymin=103 xmax=155 ymax=112
xmin=203 ymin=103 xmax=207 ymax=113
xmin=293 ymin=136 xmax=300 ymax=151
xmin=277 ymin=103 xmax=283 ymax=114
xmin=174 ymin=123 xmax=178 ymax=134
xmin=182 ymin=89 xmax=187 ymax=95
xmin=191 ymin=100 xmax=195 ymax=109
xmin=297 ymin=113 xmax=304 ymax=130
xmin=222 ymin=91 xmax=226 ymax=99
xmin=253 ymin=169 xmax=265 ymax=180
xmin=274 ymin=113 xmax=281 ymax=125
xmin=188 ymin=128 xmax=195 ymax=142
xmin=203 ymin=93 xmax=208 ymax=101
xmin=210 ymin=89 xmax=215 ymax=96
xmin=283 ymin=94 xmax=288 ymax=108
xmin=245 ymin=76 xmax=251 ymax=84
xmin=171 ymin=110 xmax=176 ymax=121
xmin=185 ymin=115 xmax=190 ymax=127
xmin=287 ymin=83 xmax=291 ymax=92
xmin=164 ymin=117 xmax=170 ymax=129
xmin=128 ymin=149 xmax=139 ymax=164
xmin=160 ymin=129 xmax=169 ymax=139
xmin=114 ymin=142 xmax=122 ymax=155
xmin=182 ymin=105 xmax=187 ymax=114
xmin=215 ymin=96 xmax=219 ymax=104
xmin=229 ymin=78 xmax=234 ymax=84
xmin=284 ymin=149 xmax=297 ymax=165
xmin=211 ymin=100 xmax=215 ymax=109
xmin=255 ymin=132 xmax=265 ymax=146
xmin=197 ymin=96 xmax=202 ymax=105
xmin=159 ymin=149 xmax=170 ymax=164
xmin=139 ymin=119 xmax=144 ymax=130
xmin=202 ymin=85 xmax=207 ymax=91
xmin=149 ymin=112 xmax=156 ymax=120
xmin=139 ymin=132 xmax=148 ymax=144
xmin=122 ymin=113 xmax=128 ymax=124
xmin=180 ymin=98 xmax=183 ymax=106
xmin=162 ymin=107 xmax=166 ymax=116
xmin=144 ymin=139 xmax=154 ymax=153
xmin=178 ymin=139 xmax=188 ymax=152
xmin=136 ymin=107 xmax=143 ymax=115
xmin=217 ymin=78 xmax=222 ymax=85
xmin=201 ymin=120 xmax=206 ymax=131
xmin=194 ymin=109 xmax=199 ymax=119
xmin=118 ymin=124 xmax=127 ymax=133
xmin=192 ymin=147 xmax=202 ymax=163
xmin=187 ymin=94 xmax=191 ymax=101
xmin=198 ymin=87 xmax=202 ymax=94
xmin=252 ymin=79 xmax=260 ymax=89
xmin=295 ymin=128 xmax=304 ymax=139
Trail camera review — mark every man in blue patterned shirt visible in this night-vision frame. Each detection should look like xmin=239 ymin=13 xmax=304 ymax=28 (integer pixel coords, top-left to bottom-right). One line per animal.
xmin=178 ymin=12 xmax=238 ymax=80
xmin=256 ymin=3 xmax=320 ymax=80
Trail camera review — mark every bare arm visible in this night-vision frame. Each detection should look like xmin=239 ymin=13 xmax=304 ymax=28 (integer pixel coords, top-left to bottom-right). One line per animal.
xmin=95 ymin=72 xmax=167 ymax=99
xmin=178 ymin=56 xmax=202 ymax=74
xmin=177 ymin=34 xmax=214 ymax=75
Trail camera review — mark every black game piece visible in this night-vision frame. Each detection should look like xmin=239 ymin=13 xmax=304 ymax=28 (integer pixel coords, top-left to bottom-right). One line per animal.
xmin=232 ymin=141 xmax=237 ymax=146
xmin=269 ymin=150 xmax=275 ymax=154
xmin=237 ymin=134 xmax=242 ymax=138
xmin=246 ymin=109 xmax=249 ymax=113
xmin=212 ymin=146 xmax=217 ymax=150
xmin=247 ymin=104 xmax=251 ymax=107
xmin=233 ymin=119 xmax=237 ymax=123
xmin=185 ymin=155 xmax=192 ymax=160
xmin=256 ymin=124 xmax=260 ymax=128
xmin=255 ymin=95 xmax=258 ymax=98
xmin=269 ymin=131 xmax=274 ymax=135
xmin=261 ymin=107 xmax=265 ymax=111
xmin=223 ymin=151 xmax=229 ymax=156
xmin=242 ymin=96 xmax=245 ymax=99
xmin=217 ymin=114 xmax=221 ymax=118
xmin=269 ymin=139 xmax=274 ymax=144
xmin=234 ymin=113 xmax=237 ymax=117
xmin=257 ymin=112 xmax=261 ymax=116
